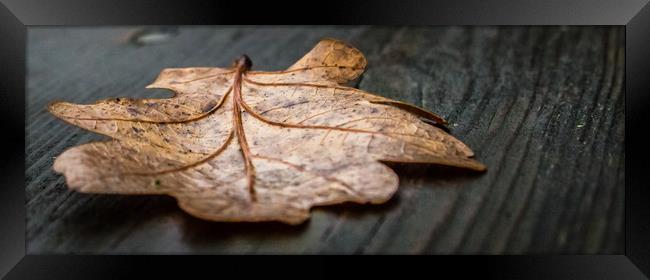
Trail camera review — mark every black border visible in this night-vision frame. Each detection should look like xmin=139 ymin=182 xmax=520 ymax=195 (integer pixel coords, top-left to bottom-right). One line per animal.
xmin=1 ymin=0 xmax=648 ymax=279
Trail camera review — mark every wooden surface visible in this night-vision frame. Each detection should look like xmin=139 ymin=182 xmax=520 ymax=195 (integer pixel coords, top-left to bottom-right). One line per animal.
xmin=26 ymin=26 xmax=625 ymax=254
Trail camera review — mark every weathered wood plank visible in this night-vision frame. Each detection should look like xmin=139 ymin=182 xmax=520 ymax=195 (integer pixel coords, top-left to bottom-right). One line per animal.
xmin=26 ymin=26 xmax=624 ymax=254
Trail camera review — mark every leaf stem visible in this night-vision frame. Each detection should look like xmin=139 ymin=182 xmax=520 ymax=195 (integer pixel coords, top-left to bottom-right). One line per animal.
xmin=232 ymin=55 xmax=257 ymax=202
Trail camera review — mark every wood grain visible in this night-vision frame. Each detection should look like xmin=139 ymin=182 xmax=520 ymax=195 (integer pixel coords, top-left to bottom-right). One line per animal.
xmin=26 ymin=26 xmax=624 ymax=254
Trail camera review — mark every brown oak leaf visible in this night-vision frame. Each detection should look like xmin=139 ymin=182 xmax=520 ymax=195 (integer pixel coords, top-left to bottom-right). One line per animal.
xmin=48 ymin=38 xmax=486 ymax=224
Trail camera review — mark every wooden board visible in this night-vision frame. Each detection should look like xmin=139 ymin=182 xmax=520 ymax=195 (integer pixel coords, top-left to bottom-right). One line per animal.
xmin=26 ymin=26 xmax=624 ymax=254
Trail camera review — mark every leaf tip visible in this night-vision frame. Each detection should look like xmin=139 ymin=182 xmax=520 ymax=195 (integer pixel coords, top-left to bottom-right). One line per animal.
xmin=467 ymin=159 xmax=488 ymax=172
xmin=46 ymin=100 xmax=63 ymax=115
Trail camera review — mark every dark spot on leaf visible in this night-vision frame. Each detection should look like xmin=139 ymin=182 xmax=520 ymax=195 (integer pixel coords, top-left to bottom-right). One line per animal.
xmin=127 ymin=107 xmax=140 ymax=115
xmin=201 ymin=100 xmax=218 ymax=113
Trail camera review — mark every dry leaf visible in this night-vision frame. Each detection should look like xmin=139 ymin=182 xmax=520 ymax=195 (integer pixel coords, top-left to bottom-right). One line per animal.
xmin=48 ymin=38 xmax=486 ymax=224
